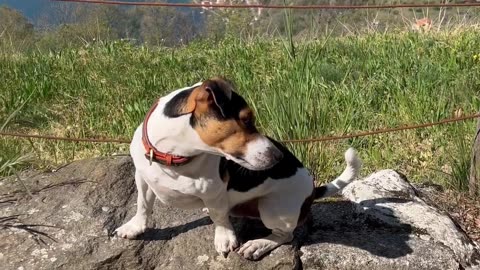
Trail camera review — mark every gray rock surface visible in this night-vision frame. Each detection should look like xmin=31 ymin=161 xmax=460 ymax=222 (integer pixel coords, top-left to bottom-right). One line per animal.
xmin=0 ymin=157 xmax=479 ymax=270
xmin=341 ymin=170 xmax=479 ymax=267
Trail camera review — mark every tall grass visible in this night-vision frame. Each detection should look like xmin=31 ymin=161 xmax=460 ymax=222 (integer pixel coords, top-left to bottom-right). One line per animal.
xmin=0 ymin=31 xmax=479 ymax=189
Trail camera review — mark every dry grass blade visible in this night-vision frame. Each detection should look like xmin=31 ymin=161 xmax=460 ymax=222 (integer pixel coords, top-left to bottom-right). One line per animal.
xmin=0 ymin=214 xmax=61 ymax=245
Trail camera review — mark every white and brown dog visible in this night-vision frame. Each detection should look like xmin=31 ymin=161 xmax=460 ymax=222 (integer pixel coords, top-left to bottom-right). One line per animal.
xmin=115 ymin=77 xmax=361 ymax=260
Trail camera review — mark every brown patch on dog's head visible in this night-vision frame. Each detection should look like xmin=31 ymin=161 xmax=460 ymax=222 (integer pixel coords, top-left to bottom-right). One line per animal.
xmin=163 ymin=77 xmax=259 ymax=158
xmin=191 ymin=77 xmax=259 ymax=157
xmin=187 ymin=77 xmax=233 ymax=118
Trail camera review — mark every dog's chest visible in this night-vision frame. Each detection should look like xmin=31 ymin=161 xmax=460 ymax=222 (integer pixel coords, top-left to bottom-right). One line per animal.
xmin=150 ymin=183 xmax=200 ymax=206
xmin=141 ymin=164 xmax=223 ymax=204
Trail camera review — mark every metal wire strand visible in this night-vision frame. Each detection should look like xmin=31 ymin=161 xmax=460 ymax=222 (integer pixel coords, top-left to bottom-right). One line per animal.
xmin=50 ymin=0 xmax=480 ymax=10
xmin=2 ymin=113 xmax=479 ymax=144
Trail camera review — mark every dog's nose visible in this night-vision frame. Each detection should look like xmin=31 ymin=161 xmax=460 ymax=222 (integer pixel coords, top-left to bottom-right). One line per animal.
xmin=267 ymin=146 xmax=283 ymax=164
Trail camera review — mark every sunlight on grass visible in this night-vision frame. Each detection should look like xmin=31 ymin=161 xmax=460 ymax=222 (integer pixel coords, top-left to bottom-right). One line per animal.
xmin=0 ymin=30 xmax=479 ymax=189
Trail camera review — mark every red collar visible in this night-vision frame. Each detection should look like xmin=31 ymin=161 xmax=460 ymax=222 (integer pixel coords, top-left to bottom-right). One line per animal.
xmin=142 ymin=100 xmax=195 ymax=166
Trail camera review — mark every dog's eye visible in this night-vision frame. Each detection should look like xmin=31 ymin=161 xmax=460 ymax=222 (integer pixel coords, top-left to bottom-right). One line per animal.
xmin=242 ymin=117 xmax=254 ymax=127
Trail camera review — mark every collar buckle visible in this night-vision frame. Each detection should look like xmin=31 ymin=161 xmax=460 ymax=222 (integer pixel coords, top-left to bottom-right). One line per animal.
xmin=149 ymin=149 xmax=154 ymax=166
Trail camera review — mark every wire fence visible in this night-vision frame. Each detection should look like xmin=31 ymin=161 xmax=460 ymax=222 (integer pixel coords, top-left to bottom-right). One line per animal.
xmin=2 ymin=1 xmax=479 ymax=146
xmin=2 ymin=113 xmax=479 ymax=144
xmin=1 ymin=0 xmax=479 ymax=198
xmin=51 ymin=0 xmax=480 ymax=10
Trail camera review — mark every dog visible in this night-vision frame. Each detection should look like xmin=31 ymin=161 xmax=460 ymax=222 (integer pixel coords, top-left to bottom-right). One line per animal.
xmin=115 ymin=77 xmax=361 ymax=260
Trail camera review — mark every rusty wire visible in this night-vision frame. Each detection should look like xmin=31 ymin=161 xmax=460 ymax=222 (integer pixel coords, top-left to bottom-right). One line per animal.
xmin=283 ymin=113 xmax=480 ymax=143
xmin=0 ymin=132 xmax=130 ymax=144
xmin=1 ymin=113 xmax=479 ymax=144
xmin=50 ymin=0 xmax=480 ymax=9
xmin=5 ymin=1 xmax=480 ymax=144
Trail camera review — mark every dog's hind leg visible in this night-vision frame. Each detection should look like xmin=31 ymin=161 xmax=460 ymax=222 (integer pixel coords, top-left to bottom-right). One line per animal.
xmin=238 ymin=195 xmax=299 ymax=260
xmin=115 ymin=171 xmax=155 ymax=239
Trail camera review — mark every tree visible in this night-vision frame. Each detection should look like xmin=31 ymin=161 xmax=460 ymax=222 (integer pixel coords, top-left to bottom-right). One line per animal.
xmin=140 ymin=7 xmax=197 ymax=47
xmin=36 ymin=3 xmax=125 ymax=50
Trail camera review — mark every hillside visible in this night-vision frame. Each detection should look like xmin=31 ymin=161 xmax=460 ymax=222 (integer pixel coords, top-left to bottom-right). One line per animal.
xmin=0 ymin=0 xmax=49 ymax=22
xmin=0 ymin=0 xmax=192 ymax=25
xmin=3 ymin=0 xmax=479 ymax=29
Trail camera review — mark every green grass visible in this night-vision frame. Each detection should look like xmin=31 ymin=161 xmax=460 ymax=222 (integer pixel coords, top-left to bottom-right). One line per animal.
xmin=1 ymin=30 xmax=479 ymax=189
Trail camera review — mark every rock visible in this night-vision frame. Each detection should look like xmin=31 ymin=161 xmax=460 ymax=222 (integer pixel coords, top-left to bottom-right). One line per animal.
xmin=0 ymin=158 xmax=478 ymax=270
xmin=341 ymin=170 xmax=480 ymax=267
xmin=300 ymin=169 xmax=480 ymax=270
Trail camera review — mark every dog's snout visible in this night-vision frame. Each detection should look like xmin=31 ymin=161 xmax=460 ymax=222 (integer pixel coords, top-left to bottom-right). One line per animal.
xmin=267 ymin=146 xmax=283 ymax=163
xmin=236 ymin=136 xmax=284 ymax=171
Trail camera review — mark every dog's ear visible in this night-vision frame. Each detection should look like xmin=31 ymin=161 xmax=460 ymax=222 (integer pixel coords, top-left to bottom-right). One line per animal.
xmin=164 ymin=78 xmax=235 ymax=118
xmin=183 ymin=78 xmax=233 ymax=117
xmin=202 ymin=78 xmax=233 ymax=117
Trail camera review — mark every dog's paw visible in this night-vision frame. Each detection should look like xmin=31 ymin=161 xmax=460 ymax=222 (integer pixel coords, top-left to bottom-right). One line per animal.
xmin=238 ymin=239 xmax=275 ymax=260
xmin=214 ymin=226 xmax=238 ymax=257
xmin=115 ymin=217 xmax=147 ymax=239
xmin=202 ymin=207 xmax=210 ymax=214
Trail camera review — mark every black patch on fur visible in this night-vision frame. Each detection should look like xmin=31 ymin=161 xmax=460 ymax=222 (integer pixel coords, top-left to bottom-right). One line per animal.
xmin=199 ymin=91 xmax=248 ymax=121
xmin=163 ymin=88 xmax=194 ymax=118
xmin=219 ymin=157 xmax=229 ymax=181
xmin=216 ymin=91 xmax=249 ymax=120
xmin=223 ymin=137 xmax=304 ymax=192
xmin=189 ymin=87 xmax=257 ymax=133
xmin=314 ymin=186 xmax=328 ymax=199
xmin=164 ymin=81 xmax=256 ymax=135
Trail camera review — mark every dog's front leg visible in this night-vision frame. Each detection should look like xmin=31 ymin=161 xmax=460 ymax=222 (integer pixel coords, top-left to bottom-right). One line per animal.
xmin=204 ymin=197 xmax=238 ymax=257
xmin=115 ymin=171 xmax=155 ymax=239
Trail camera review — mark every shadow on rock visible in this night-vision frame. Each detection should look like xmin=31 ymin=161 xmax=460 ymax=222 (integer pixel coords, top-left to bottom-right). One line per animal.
xmin=128 ymin=199 xmax=414 ymax=260
xmin=138 ymin=216 xmax=213 ymax=241
xmin=301 ymin=199 xmax=414 ymax=259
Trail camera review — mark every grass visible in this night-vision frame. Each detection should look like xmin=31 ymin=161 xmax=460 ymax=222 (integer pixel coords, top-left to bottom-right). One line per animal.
xmin=0 ymin=30 xmax=479 ymax=189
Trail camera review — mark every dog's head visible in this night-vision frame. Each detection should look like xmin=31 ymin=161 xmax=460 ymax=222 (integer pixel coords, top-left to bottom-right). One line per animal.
xmin=163 ymin=77 xmax=283 ymax=170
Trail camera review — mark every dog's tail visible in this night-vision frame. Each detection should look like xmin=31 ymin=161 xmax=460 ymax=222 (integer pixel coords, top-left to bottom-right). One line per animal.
xmin=314 ymin=148 xmax=362 ymax=199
